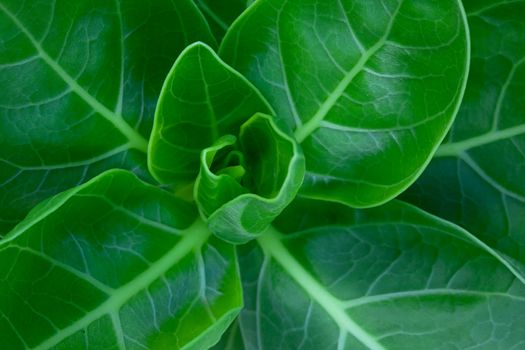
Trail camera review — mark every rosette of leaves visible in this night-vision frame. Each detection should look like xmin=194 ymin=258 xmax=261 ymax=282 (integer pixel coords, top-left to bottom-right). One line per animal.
xmin=2 ymin=0 xmax=525 ymax=349
xmin=148 ymin=43 xmax=305 ymax=244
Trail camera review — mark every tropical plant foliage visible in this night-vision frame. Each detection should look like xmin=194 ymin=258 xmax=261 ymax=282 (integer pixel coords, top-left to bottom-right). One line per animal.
xmin=0 ymin=0 xmax=523 ymax=349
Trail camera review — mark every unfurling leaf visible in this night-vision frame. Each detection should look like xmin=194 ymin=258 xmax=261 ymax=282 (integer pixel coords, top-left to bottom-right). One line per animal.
xmin=148 ymin=42 xmax=273 ymax=189
xmin=195 ymin=113 xmax=304 ymax=244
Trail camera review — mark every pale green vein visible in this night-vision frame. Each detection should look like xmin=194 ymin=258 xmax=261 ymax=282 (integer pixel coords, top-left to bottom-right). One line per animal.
xmin=467 ymin=0 xmax=525 ymax=17
xmin=436 ymin=56 xmax=525 ymax=157
xmin=257 ymin=227 xmax=386 ymax=350
xmin=0 ymin=144 xmax=132 ymax=171
xmin=110 ymin=312 xmax=126 ymax=350
xmin=491 ymin=56 xmax=525 ymax=130
xmin=197 ymin=49 xmax=220 ymax=141
xmin=0 ymin=3 xmax=148 ymax=153
xmin=342 ymin=288 xmax=525 ymax=309
xmin=435 ymin=124 xmax=525 ymax=157
xmin=196 ymin=0 xmax=229 ymax=31
xmin=114 ymin=0 xmax=125 ymax=116
xmin=34 ymin=219 xmax=210 ymax=350
xmin=293 ymin=0 xmax=404 ymax=143
xmin=11 ymin=245 xmax=114 ymax=294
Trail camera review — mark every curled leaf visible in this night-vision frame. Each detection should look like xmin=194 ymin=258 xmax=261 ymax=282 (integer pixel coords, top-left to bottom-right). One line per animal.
xmin=195 ymin=113 xmax=305 ymax=244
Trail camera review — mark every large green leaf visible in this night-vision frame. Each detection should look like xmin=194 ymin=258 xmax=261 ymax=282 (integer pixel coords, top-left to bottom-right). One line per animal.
xmin=195 ymin=113 xmax=304 ymax=244
xmin=235 ymin=198 xmax=525 ymax=349
xmin=194 ymin=0 xmax=254 ymax=42
xmin=148 ymin=42 xmax=272 ymax=190
xmin=0 ymin=170 xmax=242 ymax=349
xmin=404 ymin=0 xmax=525 ymax=276
xmin=220 ymin=0 xmax=470 ymax=208
xmin=0 ymin=0 xmax=214 ymax=235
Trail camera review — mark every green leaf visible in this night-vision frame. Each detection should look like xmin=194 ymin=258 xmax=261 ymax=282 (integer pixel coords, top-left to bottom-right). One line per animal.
xmin=219 ymin=0 xmax=470 ymax=207
xmin=195 ymin=135 xmax=249 ymax=218
xmin=0 ymin=0 xmax=215 ymax=235
xmin=403 ymin=0 xmax=525 ymax=276
xmin=148 ymin=42 xmax=273 ymax=189
xmin=210 ymin=320 xmax=245 ymax=350
xmin=0 ymin=170 xmax=242 ymax=349
xmin=235 ymin=198 xmax=525 ymax=349
xmin=195 ymin=113 xmax=305 ymax=244
xmin=194 ymin=0 xmax=254 ymax=42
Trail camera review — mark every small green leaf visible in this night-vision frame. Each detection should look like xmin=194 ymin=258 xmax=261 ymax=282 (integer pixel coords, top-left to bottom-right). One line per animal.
xmin=235 ymin=198 xmax=525 ymax=349
xmin=148 ymin=42 xmax=273 ymax=189
xmin=0 ymin=0 xmax=215 ymax=235
xmin=195 ymin=113 xmax=305 ymax=244
xmin=0 ymin=170 xmax=242 ymax=349
xmin=404 ymin=0 xmax=525 ymax=277
xmin=220 ymin=0 xmax=470 ymax=207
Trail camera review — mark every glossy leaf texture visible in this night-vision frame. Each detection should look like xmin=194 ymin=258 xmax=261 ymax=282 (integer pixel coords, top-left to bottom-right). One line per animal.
xmin=0 ymin=170 xmax=242 ymax=349
xmin=0 ymin=0 xmax=215 ymax=235
xmin=404 ymin=0 xmax=525 ymax=276
xmin=194 ymin=0 xmax=255 ymax=42
xmin=220 ymin=0 xmax=470 ymax=208
xmin=195 ymin=113 xmax=305 ymax=244
xmin=233 ymin=198 xmax=525 ymax=349
xmin=148 ymin=42 xmax=273 ymax=189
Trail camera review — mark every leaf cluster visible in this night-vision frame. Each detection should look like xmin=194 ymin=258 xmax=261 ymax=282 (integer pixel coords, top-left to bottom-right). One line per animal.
xmin=1 ymin=0 xmax=524 ymax=349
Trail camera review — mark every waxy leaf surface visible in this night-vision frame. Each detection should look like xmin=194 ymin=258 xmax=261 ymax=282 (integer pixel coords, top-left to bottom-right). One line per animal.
xmin=0 ymin=170 xmax=242 ymax=349
xmin=234 ymin=198 xmax=525 ymax=349
xmin=0 ymin=0 xmax=214 ymax=234
xmin=220 ymin=0 xmax=470 ymax=207
xmin=404 ymin=0 xmax=525 ymax=276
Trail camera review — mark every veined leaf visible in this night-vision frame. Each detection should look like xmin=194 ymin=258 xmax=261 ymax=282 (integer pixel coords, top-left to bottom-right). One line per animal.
xmin=404 ymin=0 xmax=525 ymax=276
xmin=194 ymin=0 xmax=255 ymax=42
xmin=148 ymin=42 xmax=273 ymax=189
xmin=0 ymin=0 xmax=214 ymax=235
xmin=0 ymin=170 xmax=242 ymax=349
xmin=235 ymin=198 xmax=525 ymax=349
xmin=220 ymin=0 xmax=470 ymax=208
xmin=195 ymin=113 xmax=305 ymax=244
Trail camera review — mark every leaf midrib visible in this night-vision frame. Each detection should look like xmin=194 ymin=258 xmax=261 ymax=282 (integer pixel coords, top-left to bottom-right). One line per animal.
xmin=293 ymin=0 xmax=404 ymax=143
xmin=257 ymin=227 xmax=387 ymax=350
xmin=33 ymin=219 xmax=210 ymax=350
xmin=0 ymin=3 xmax=148 ymax=153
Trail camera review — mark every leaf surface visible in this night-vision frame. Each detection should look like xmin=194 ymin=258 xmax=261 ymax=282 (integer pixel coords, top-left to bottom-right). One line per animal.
xmin=195 ymin=114 xmax=304 ymax=244
xmin=404 ymin=0 xmax=525 ymax=277
xmin=0 ymin=170 xmax=242 ymax=349
xmin=220 ymin=0 xmax=470 ymax=207
xmin=235 ymin=198 xmax=525 ymax=349
xmin=0 ymin=0 xmax=214 ymax=234
xmin=148 ymin=42 xmax=273 ymax=188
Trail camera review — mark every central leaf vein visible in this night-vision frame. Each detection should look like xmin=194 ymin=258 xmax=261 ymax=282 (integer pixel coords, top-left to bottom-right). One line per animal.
xmin=33 ymin=219 xmax=210 ymax=350
xmin=293 ymin=0 xmax=404 ymax=143
xmin=257 ymin=227 xmax=386 ymax=350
